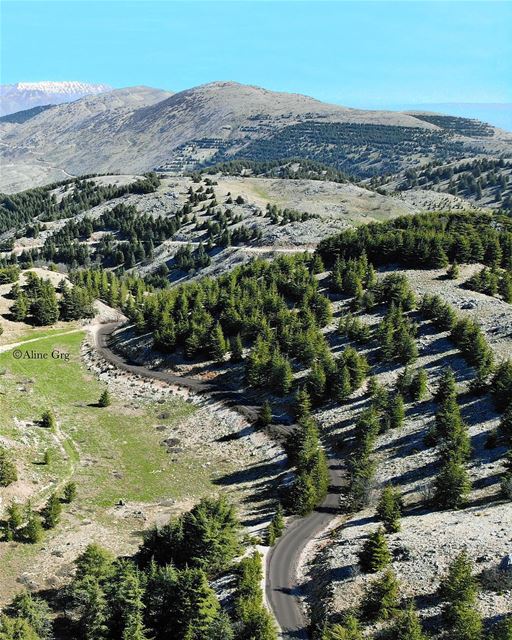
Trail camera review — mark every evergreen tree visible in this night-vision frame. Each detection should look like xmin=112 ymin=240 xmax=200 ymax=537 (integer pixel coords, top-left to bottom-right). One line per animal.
xmin=267 ymin=504 xmax=285 ymax=545
xmin=359 ymin=527 xmax=391 ymax=573
xmin=230 ymin=334 xmax=244 ymax=362
xmin=23 ymin=512 xmax=43 ymax=544
xmin=41 ymin=493 xmax=62 ymax=529
xmin=321 ymin=615 xmax=363 ymax=640
xmin=410 ymin=368 xmax=428 ymax=401
xmin=361 ymin=569 xmax=400 ymax=620
xmin=205 ymin=613 xmax=234 ymax=640
xmin=5 ymin=502 xmax=24 ymax=541
xmin=7 ymin=591 xmax=53 ymax=640
xmin=0 ymin=448 xmax=18 ymax=486
xmin=11 ymin=291 xmax=29 ymax=322
xmin=209 ymin=322 xmax=227 ymax=362
xmin=389 ymin=394 xmax=405 ymax=430
xmin=74 ymin=543 xmax=115 ymax=582
xmin=447 ymin=261 xmax=460 ymax=280
xmin=258 ymin=401 xmax=272 ymax=427
xmin=72 ymin=576 xmax=109 ymax=640
xmin=491 ymin=616 xmax=512 ymax=640
xmin=98 ymin=389 xmax=111 ymax=407
xmin=294 ymin=388 xmax=312 ymax=421
xmin=433 ymin=459 xmax=470 ymax=510
xmin=62 ymin=481 xmax=77 ymax=503
xmin=434 ymin=368 xmax=457 ymax=404
xmin=30 ymin=281 xmax=59 ymax=326
xmin=446 ymin=602 xmax=483 ymax=640
xmin=390 ymin=602 xmax=428 ymax=640
xmin=377 ymin=485 xmax=403 ymax=533
xmin=0 ymin=615 xmax=40 ymax=640
xmin=40 ymin=410 xmax=56 ymax=429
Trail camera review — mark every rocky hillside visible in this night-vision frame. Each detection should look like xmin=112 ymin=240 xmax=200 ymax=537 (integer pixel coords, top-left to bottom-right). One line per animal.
xmin=1 ymin=81 xmax=511 ymax=192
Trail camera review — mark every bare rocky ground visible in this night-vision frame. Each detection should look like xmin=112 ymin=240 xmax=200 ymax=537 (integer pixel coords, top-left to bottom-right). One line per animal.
xmin=297 ymin=271 xmax=512 ymax=635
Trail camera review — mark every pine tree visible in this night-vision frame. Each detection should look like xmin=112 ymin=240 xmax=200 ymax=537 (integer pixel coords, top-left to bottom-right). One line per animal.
xmin=439 ymin=550 xmax=478 ymax=606
xmin=63 ymin=481 xmax=77 ymax=503
xmin=8 ymin=591 xmax=53 ymax=640
xmin=491 ymin=616 xmax=512 ymax=640
xmin=307 ymin=361 xmax=327 ymax=405
xmin=41 ymin=492 xmax=62 ymax=529
xmin=390 ymin=602 xmax=428 ymax=640
xmin=258 ymin=401 xmax=272 ymax=427
xmin=322 ymin=615 xmax=363 ymax=639
xmin=361 ymin=569 xmax=400 ymax=620
xmin=447 ymin=261 xmax=460 ymax=280
xmin=5 ymin=502 xmax=24 ymax=541
xmin=0 ymin=447 xmax=18 ymax=486
xmin=267 ymin=504 xmax=285 ymax=545
xmin=359 ymin=527 xmax=391 ymax=573
xmin=209 ymin=322 xmax=227 ymax=362
xmin=410 ymin=368 xmax=428 ymax=401
xmin=31 ymin=281 xmax=59 ymax=326
xmin=230 ymin=334 xmax=244 ymax=362
xmin=23 ymin=512 xmax=44 ymax=544
xmin=40 ymin=409 xmax=56 ymax=429
xmin=0 ymin=615 xmax=40 ymax=640
xmin=205 ymin=613 xmax=235 ymax=640
xmin=98 ymin=389 xmax=111 ymax=407
xmin=294 ymin=388 xmax=312 ymax=421
xmin=435 ymin=368 xmax=457 ymax=403
xmin=377 ymin=485 xmax=403 ymax=533
xmin=389 ymin=394 xmax=405 ymax=430
xmin=433 ymin=459 xmax=470 ymax=510
xmin=11 ymin=291 xmax=29 ymax=322
xmin=446 ymin=602 xmax=483 ymax=640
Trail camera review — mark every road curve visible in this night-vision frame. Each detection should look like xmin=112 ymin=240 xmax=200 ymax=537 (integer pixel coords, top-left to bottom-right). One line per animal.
xmin=92 ymin=321 xmax=346 ymax=639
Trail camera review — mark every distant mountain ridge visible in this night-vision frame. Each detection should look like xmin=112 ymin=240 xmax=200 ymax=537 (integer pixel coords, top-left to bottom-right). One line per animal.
xmin=0 ymin=81 xmax=112 ymax=116
xmin=1 ymin=80 xmax=511 ymax=193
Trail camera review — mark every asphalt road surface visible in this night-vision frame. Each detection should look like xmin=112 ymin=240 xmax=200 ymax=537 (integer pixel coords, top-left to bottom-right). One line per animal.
xmin=93 ymin=321 xmax=346 ymax=639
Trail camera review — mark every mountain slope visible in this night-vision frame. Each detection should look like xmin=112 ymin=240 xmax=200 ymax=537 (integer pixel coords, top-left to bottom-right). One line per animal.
xmin=1 ymin=81 xmax=511 ymax=192
xmin=0 ymin=86 xmax=173 ymax=192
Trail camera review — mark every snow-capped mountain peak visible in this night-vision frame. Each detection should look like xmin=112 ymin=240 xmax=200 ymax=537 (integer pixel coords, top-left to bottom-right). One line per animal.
xmin=0 ymin=81 xmax=112 ymax=116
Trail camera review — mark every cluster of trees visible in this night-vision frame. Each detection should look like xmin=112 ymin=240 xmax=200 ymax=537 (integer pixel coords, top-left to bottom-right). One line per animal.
xmin=229 ymin=120 xmax=469 ymax=178
xmin=330 ymin=254 xmax=377 ymax=310
xmin=0 ymin=174 xmax=160 ymax=235
xmin=322 ymin=548 xmax=509 ymax=640
xmin=318 ymin=211 xmax=512 ymax=271
xmin=70 ymin=268 xmax=149 ymax=311
xmin=203 ymin=158 xmax=349 ymax=184
xmin=264 ymin=203 xmax=317 ymax=225
xmin=284 ymin=390 xmax=329 ymax=515
xmin=420 ymin=294 xmax=494 ymax=385
xmin=41 ymin=203 xmax=180 ymax=269
xmin=0 ymin=265 xmax=20 ymax=284
xmin=465 ymin=267 xmax=512 ymax=303
xmin=130 ymin=254 xmax=333 ymax=372
xmin=377 ymin=303 xmax=418 ymax=365
xmin=2 ymin=481 xmax=75 ymax=544
xmin=173 ymin=243 xmax=211 ymax=273
xmin=9 ymin=273 xmax=94 ymax=325
xmin=0 ymin=495 xmax=279 ymax=640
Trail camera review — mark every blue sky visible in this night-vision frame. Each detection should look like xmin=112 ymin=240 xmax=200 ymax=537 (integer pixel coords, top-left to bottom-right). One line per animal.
xmin=1 ymin=1 xmax=511 ymax=114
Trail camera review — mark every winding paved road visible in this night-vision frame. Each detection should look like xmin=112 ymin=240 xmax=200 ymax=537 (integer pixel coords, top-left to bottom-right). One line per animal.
xmin=92 ymin=322 xmax=346 ymax=639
